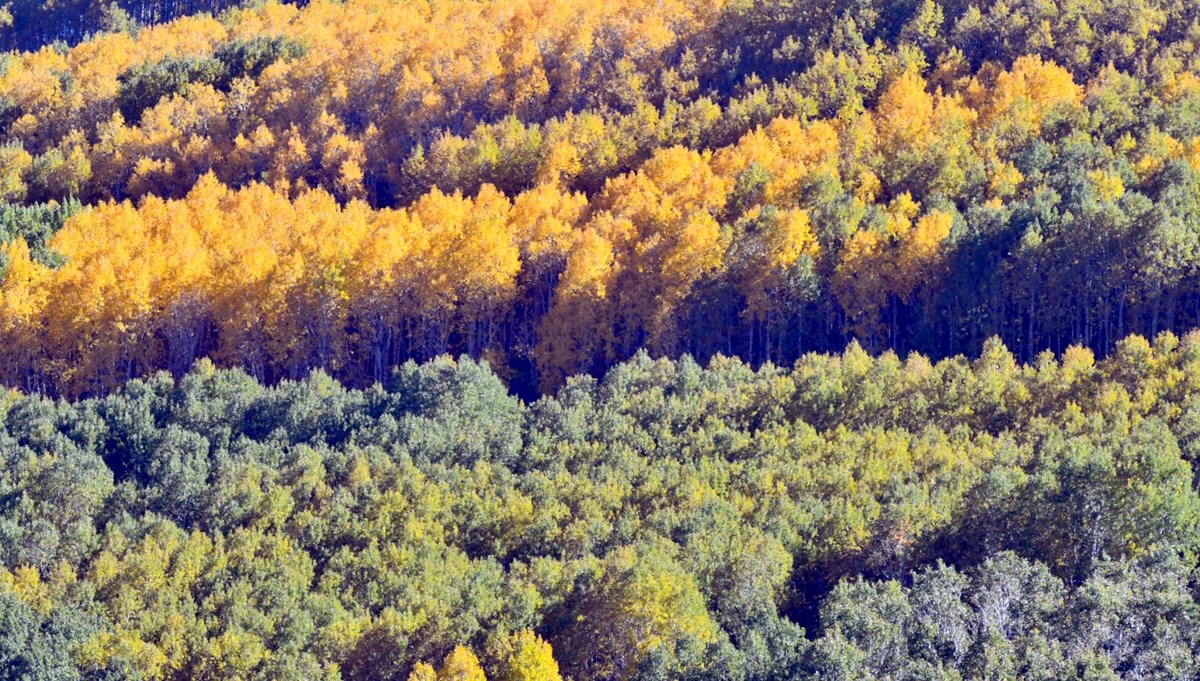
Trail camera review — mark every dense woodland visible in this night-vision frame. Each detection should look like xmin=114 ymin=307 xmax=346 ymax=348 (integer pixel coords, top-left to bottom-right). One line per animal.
xmin=0 ymin=0 xmax=1198 ymax=394
xmin=4 ymin=337 xmax=1200 ymax=679
xmin=1 ymin=0 xmax=1200 ymax=678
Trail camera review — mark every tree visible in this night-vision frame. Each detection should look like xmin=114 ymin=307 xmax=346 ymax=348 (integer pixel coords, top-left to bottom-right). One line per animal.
xmin=438 ymin=646 xmax=487 ymax=681
xmin=492 ymin=630 xmax=562 ymax=681
xmin=558 ymin=543 xmax=718 ymax=681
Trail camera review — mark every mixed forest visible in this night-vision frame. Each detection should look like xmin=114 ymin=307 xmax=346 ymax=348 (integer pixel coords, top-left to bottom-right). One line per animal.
xmin=2 ymin=0 xmax=1200 ymax=678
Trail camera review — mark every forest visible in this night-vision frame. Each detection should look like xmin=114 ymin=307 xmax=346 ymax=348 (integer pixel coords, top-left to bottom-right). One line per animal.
xmin=0 ymin=0 xmax=1199 ymax=677
xmin=4 ymin=337 xmax=1200 ymax=679
xmin=0 ymin=0 xmax=1199 ymax=395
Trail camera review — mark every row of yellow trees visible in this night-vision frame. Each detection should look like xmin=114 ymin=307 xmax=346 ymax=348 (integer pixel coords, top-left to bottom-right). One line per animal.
xmin=4 ymin=57 xmax=1199 ymax=394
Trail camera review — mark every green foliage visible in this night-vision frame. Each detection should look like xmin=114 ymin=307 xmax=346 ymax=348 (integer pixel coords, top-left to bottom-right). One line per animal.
xmin=116 ymin=35 xmax=305 ymax=124
xmin=3 ymin=0 xmax=1200 ymax=677
xmin=116 ymin=55 xmax=226 ymax=124
xmin=211 ymin=34 xmax=307 ymax=90
xmin=0 ymin=594 xmax=100 ymax=681
xmin=0 ymin=198 xmax=80 ymax=267
xmin=0 ymin=338 xmax=1189 ymax=677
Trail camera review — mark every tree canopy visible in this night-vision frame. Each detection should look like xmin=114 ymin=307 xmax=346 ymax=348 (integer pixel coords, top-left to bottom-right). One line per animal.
xmin=0 ymin=339 xmax=1194 ymax=677
xmin=0 ymin=0 xmax=1197 ymax=677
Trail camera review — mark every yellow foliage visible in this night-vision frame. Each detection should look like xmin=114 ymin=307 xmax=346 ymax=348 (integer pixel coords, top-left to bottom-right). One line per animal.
xmin=1088 ymin=169 xmax=1126 ymax=202
xmin=736 ymin=206 xmax=820 ymax=320
xmin=409 ymin=662 xmax=439 ymax=681
xmin=585 ymin=146 xmax=729 ymax=351
xmin=439 ymin=646 xmax=487 ymax=681
xmin=494 ymin=630 xmax=562 ymax=681
xmin=0 ymin=565 xmax=51 ymax=613
xmin=77 ymin=630 xmax=170 ymax=680
xmin=711 ymin=117 xmax=840 ymax=206
xmin=0 ymin=0 xmax=732 ymax=203
xmin=833 ymin=199 xmax=953 ymax=343
xmin=969 ymin=55 xmax=1081 ymax=136
xmin=0 ymin=144 xmax=31 ymax=201
xmin=876 ymin=70 xmax=936 ymax=152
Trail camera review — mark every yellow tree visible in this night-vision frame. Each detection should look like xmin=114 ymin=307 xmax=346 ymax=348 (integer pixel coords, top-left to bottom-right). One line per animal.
xmin=37 ymin=197 xmax=164 ymax=392
xmin=348 ymin=207 xmax=426 ymax=381
xmin=729 ymin=205 xmax=820 ymax=353
xmin=510 ymin=182 xmax=588 ymax=308
xmin=0 ymin=143 xmax=31 ymax=201
xmin=873 ymin=69 xmax=977 ymax=198
xmin=833 ymin=195 xmax=953 ymax=347
xmin=833 ymin=225 xmax=890 ymax=346
xmin=0 ymin=238 xmax=49 ymax=389
xmin=534 ymin=227 xmax=616 ymax=391
xmin=493 ymin=630 xmax=562 ymax=681
xmin=407 ymin=185 xmax=520 ymax=358
xmin=437 ymin=646 xmax=487 ymax=681
xmin=408 ymin=662 xmax=438 ymax=681
xmin=968 ymin=55 xmax=1082 ymax=139
xmin=509 ymin=181 xmax=589 ymax=359
xmin=559 ymin=544 xmax=717 ymax=681
xmin=272 ymin=189 xmax=370 ymax=375
xmin=590 ymin=146 xmax=729 ymax=354
xmin=710 ymin=117 xmax=840 ymax=209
